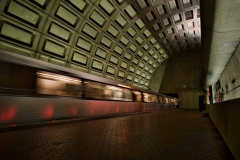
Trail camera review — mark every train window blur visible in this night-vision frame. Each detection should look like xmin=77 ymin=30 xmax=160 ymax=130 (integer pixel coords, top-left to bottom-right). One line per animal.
xmin=174 ymin=98 xmax=178 ymax=105
xmin=84 ymin=81 xmax=133 ymax=101
xmin=165 ymin=97 xmax=169 ymax=104
xmin=159 ymin=96 xmax=163 ymax=103
xmin=132 ymin=91 xmax=142 ymax=101
xmin=168 ymin=98 xmax=171 ymax=104
xmin=167 ymin=98 xmax=170 ymax=104
xmin=170 ymin=98 xmax=173 ymax=104
xmin=162 ymin=97 xmax=167 ymax=104
xmin=37 ymin=71 xmax=82 ymax=97
xmin=0 ymin=61 xmax=36 ymax=95
xmin=143 ymin=93 xmax=158 ymax=103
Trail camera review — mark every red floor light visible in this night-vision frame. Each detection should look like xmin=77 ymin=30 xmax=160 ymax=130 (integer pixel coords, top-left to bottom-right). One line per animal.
xmin=11 ymin=124 xmax=17 ymax=127
xmin=51 ymin=120 xmax=56 ymax=122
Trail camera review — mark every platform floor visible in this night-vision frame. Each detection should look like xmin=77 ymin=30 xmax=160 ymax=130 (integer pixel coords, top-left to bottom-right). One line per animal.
xmin=0 ymin=109 xmax=234 ymax=160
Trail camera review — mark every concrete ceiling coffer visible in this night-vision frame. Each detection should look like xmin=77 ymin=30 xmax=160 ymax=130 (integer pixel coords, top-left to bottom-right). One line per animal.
xmin=0 ymin=0 xmax=201 ymax=89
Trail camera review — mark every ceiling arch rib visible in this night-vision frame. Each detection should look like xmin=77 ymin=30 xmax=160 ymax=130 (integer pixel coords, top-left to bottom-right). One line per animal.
xmin=0 ymin=0 xmax=201 ymax=89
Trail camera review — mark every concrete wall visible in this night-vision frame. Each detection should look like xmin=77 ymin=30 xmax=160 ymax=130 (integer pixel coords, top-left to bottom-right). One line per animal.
xmin=212 ymin=45 xmax=240 ymax=102
xmin=154 ymin=48 xmax=204 ymax=109
xmin=209 ymin=99 xmax=240 ymax=160
xmin=179 ymin=90 xmax=204 ymax=109
xmin=201 ymin=0 xmax=240 ymax=90
xmin=149 ymin=60 xmax=168 ymax=92
xmin=159 ymin=48 xmax=202 ymax=93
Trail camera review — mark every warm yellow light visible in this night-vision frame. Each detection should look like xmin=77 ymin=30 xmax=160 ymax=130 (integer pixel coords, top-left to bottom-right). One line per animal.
xmin=117 ymin=84 xmax=131 ymax=89
xmin=37 ymin=72 xmax=81 ymax=83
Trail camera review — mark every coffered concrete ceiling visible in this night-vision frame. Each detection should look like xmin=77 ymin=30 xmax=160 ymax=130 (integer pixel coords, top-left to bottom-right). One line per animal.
xmin=0 ymin=0 xmax=200 ymax=89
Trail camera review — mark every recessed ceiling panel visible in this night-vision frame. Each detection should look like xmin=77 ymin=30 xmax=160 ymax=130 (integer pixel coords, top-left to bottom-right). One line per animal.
xmin=0 ymin=0 xmax=201 ymax=89
xmin=146 ymin=11 xmax=155 ymax=21
xmin=136 ymin=0 xmax=149 ymax=9
xmin=99 ymin=0 xmax=115 ymax=15
xmin=157 ymin=5 xmax=165 ymax=15
xmin=135 ymin=18 xmax=145 ymax=29
xmin=125 ymin=5 xmax=137 ymax=18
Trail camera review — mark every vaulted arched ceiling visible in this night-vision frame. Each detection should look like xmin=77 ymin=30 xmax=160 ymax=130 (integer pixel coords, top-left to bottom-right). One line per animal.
xmin=0 ymin=0 xmax=200 ymax=89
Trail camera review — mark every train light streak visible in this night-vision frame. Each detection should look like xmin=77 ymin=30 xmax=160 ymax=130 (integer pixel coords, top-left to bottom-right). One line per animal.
xmin=37 ymin=72 xmax=81 ymax=84
xmin=0 ymin=105 xmax=16 ymax=122
xmin=90 ymin=109 xmax=94 ymax=114
xmin=42 ymin=105 xmax=54 ymax=118
xmin=105 ymin=106 xmax=110 ymax=112
xmin=71 ymin=106 xmax=77 ymax=115
xmin=117 ymin=84 xmax=131 ymax=89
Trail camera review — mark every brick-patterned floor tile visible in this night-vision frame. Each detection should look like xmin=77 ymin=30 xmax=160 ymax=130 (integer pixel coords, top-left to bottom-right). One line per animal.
xmin=0 ymin=109 xmax=234 ymax=160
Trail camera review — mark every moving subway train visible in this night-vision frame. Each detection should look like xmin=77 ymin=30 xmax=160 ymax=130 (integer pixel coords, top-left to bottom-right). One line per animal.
xmin=0 ymin=50 xmax=177 ymax=126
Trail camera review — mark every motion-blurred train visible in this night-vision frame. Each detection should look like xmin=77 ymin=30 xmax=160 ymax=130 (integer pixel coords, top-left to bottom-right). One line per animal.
xmin=0 ymin=49 xmax=178 ymax=126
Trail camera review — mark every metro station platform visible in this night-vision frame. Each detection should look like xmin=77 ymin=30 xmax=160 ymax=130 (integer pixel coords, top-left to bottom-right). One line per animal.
xmin=0 ymin=109 xmax=234 ymax=160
